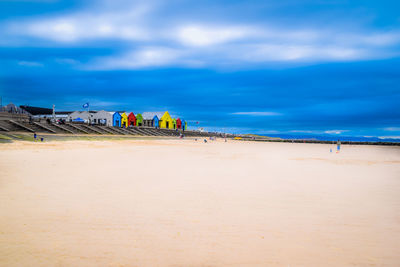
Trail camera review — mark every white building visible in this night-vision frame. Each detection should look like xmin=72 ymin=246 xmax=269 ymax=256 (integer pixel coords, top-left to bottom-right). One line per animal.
xmin=142 ymin=112 xmax=164 ymax=127
xmin=67 ymin=111 xmax=93 ymax=123
xmin=92 ymin=110 xmax=113 ymax=126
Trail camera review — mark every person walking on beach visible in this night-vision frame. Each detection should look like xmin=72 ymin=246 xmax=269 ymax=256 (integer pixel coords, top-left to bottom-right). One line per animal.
xmin=337 ymin=139 xmax=341 ymax=153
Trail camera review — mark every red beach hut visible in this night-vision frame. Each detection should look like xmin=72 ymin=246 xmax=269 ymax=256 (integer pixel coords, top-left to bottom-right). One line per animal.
xmin=128 ymin=112 xmax=136 ymax=126
xmin=176 ymin=118 xmax=182 ymax=129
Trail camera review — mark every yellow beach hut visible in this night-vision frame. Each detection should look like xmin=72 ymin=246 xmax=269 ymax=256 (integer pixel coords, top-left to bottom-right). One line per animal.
xmin=121 ymin=112 xmax=129 ymax=128
xmin=159 ymin=111 xmax=174 ymax=129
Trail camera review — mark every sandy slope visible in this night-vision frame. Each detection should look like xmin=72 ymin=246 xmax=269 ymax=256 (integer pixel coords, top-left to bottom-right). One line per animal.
xmin=0 ymin=139 xmax=399 ymax=266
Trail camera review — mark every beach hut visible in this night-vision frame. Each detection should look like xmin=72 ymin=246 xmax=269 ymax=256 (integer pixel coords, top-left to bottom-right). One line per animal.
xmin=159 ymin=111 xmax=174 ymax=129
xmin=121 ymin=112 xmax=129 ymax=128
xmin=128 ymin=112 xmax=136 ymax=126
xmin=181 ymin=119 xmax=186 ymax=130
xmin=176 ymin=118 xmax=182 ymax=129
xmin=113 ymin=112 xmax=121 ymax=127
xmin=172 ymin=118 xmax=177 ymax=129
xmin=136 ymin=113 xmax=143 ymax=126
xmin=153 ymin=116 xmax=159 ymax=128
xmin=142 ymin=112 xmax=163 ymax=128
xmin=93 ymin=110 xmax=113 ymax=126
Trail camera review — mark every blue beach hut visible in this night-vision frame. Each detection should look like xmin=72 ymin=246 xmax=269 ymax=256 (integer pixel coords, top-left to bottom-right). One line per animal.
xmin=113 ymin=112 xmax=122 ymax=127
xmin=153 ymin=115 xmax=159 ymax=128
xmin=181 ymin=119 xmax=186 ymax=130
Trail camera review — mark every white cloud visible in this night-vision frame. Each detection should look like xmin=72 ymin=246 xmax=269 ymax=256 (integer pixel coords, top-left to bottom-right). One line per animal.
xmin=176 ymin=25 xmax=252 ymax=46
xmin=378 ymin=136 xmax=400 ymax=140
xmin=87 ymin=47 xmax=184 ymax=70
xmin=133 ymin=47 xmax=180 ymax=66
xmin=2 ymin=1 xmax=400 ymax=69
xmin=55 ymin=58 xmax=79 ymax=65
xmin=233 ymin=44 xmax=365 ymax=63
xmin=17 ymin=61 xmax=43 ymax=67
xmin=383 ymin=127 xmax=400 ymax=131
xmin=354 ymin=32 xmax=400 ymax=46
xmin=324 ymin=130 xmax=348 ymax=134
xmin=9 ymin=6 xmax=151 ymax=42
xmin=231 ymin=111 xmax=282 ymax=116
xmin=289 ymin=130 xmax=314 ymax=133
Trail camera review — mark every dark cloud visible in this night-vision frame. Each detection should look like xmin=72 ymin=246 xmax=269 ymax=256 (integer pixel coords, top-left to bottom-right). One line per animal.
xmin=0 ymin=0 xmax=399 ymax=137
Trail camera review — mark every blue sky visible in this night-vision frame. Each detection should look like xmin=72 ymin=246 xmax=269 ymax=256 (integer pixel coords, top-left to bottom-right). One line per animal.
xmin=0 ymin=0 xmax=399 ymax=137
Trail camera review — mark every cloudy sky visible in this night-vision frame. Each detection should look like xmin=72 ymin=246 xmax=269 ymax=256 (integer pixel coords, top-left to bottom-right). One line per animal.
xmin=0 ymin=0 xmax=399 ymax=137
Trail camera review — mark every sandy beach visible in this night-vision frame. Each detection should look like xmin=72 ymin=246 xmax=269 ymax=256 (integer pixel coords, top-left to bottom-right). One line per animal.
xmin=0 ymin=139 xmax=399 ymax=266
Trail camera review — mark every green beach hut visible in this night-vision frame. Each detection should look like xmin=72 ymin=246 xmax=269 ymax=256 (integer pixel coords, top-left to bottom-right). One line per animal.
xmin=136 ymin=113 xmax=143 ymax=126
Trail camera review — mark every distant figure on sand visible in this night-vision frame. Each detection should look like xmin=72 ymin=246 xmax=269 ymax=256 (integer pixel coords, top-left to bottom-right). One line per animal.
xmin=337 ymin=140 xmax=341 ymax=152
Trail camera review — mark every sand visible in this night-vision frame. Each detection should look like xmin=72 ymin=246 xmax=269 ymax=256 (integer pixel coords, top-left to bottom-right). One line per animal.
xmin=0 ymin=139 xmax=399 ymax=267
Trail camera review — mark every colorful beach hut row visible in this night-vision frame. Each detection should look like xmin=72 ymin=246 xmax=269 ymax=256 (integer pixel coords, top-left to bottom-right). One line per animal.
xmin=112 ymin=111 xmax=187 ymax=130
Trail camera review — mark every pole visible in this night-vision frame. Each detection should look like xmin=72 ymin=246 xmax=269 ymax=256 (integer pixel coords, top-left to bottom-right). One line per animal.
xmin=52 ymin=104 xmax=55 ymax=122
